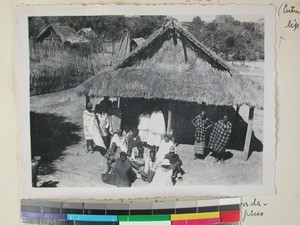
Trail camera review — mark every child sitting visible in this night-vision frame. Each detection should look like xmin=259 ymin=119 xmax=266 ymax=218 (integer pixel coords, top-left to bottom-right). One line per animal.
xmin=164 ymin=146 xmax=185 ymax=185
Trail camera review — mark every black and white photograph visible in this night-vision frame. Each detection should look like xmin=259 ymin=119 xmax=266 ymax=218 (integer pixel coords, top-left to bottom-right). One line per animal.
xmin=17 ymin=5 xmax=275 ymax=198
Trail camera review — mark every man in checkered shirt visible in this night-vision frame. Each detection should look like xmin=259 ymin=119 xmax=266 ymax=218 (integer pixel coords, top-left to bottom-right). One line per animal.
xmin=208 ymin=115 xmax=232 ymax=163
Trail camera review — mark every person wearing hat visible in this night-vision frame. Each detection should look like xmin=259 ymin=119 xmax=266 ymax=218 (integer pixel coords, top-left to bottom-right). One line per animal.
xmin=164 ymin=146 xmax=185 ymax=185
xmin=83 ymin=102 xmax=105 ymax=153
xmin=150 ymin=158 xmax=173 ymax=186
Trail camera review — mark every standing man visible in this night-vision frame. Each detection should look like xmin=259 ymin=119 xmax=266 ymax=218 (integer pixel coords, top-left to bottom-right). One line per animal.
xmin=191 ymin=111 xmax=210 ymax=159
xmin=208 ymin=115 xmax=232 ymax=163
xmin=83 ymin=103 xmax=105 ymax=153
xmin=108 ymin=101 xmax=121 ymax=135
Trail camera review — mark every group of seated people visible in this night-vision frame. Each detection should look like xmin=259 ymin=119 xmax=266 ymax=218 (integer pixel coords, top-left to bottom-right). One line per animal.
xmin=102 ymin=132 xmax=185 ymax=187
xmin=83 ymin=98 xmax=185 ymax=187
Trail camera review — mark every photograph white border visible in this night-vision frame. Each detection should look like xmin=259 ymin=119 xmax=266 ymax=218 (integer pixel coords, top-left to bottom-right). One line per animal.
xmin=17 ymin=4 xmax=276 ymax=199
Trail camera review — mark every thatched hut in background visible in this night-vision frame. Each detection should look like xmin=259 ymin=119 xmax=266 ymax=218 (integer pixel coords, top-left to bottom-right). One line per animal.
xmin=77 ymin=27 xmax=98 ymax=40
xmin=36 ymin=24 xmax=89 ymax=47
xmin=76 ymin=20 xmax=263 ymax=160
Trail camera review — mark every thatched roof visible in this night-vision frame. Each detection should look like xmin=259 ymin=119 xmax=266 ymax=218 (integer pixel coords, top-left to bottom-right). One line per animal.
xmin=115 ymin=31 xmax=131 ymax=65
xmin=130 ymin=38 xmax=146 ymax=46
xmin=76 ymin=20 xmax=263 ymax=108
xmin=116 ymin=20 xmax=233 ymax=73
xmin=37 ymin=24 xmax=89 ymax=44
xmin=77 ymin=27 xmax=97 ymax=39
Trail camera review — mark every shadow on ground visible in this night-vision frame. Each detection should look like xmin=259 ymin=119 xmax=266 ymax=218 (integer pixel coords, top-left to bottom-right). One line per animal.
xmin=30 ymin=111 xmax=82 ymax=186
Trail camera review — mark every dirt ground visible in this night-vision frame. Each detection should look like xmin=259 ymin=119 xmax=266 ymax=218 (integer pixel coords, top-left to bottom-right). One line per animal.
xmin=30 ymin=87 xmax=263 ymax=188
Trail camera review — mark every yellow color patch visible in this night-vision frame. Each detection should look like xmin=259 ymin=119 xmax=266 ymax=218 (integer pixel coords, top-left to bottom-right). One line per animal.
xmin=171 ymin=212 xmax=220 ymax=221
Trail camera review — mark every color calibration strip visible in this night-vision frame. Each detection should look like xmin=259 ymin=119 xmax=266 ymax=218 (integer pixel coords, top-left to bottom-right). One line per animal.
xmin=21 ymin=198 xmax=241 ymax=225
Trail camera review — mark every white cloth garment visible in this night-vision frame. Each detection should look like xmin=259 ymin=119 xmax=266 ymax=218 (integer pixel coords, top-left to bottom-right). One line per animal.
xmin=83 ymin=110 xmax=105 ymax=148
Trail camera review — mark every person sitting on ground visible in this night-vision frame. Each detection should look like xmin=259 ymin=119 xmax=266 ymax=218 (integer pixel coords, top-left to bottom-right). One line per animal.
xmin=104 ymin=142 xmax=121 ymax=174
xmin=156 ymin=133 xmax=175 ymax=164
xmin=122 ymin=124 xmax=132 ymax=148
xmin=164 ymin=146 xmax=185 ymax=185
xmin=140 ymin=149 xmax=159 ymax=183
xmin=127 ymin=128 xmax=142 ymax=157
xmin=150 ymin=158 xmax=173 ymax=186
xmin=114 ymin=152 xmax=136 ymax=187
xmin=130 ymin=143 xmax=146 ymax=172
xmin=110 ymin=129 xmax=127 ymax=152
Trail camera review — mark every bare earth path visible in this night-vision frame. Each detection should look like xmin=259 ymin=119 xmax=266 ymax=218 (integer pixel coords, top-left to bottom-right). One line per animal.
xmin=30 ymin=88 xmax=262 ymax=188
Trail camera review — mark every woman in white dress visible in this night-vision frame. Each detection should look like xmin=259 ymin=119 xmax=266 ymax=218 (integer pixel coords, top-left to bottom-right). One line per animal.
xmin=147 ymin=106 xmax=166 ymax=150
xmin=138 ymin=110 xmax=150 ymax=144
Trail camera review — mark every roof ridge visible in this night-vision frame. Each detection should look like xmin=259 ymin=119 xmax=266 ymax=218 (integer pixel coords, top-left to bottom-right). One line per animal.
xmin=115 ymin=20 xmax=233 ymax=73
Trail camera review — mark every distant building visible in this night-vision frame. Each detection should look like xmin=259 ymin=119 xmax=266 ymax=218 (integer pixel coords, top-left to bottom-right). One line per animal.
xmin=77 ymin=28 xmax=98 ymax=40
xmin=36 ymin=24 xmax=89 ymax=46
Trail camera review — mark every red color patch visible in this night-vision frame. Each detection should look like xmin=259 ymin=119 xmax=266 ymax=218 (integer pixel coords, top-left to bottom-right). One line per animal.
xmin=220 ymin=210 xmax=240 ymax=222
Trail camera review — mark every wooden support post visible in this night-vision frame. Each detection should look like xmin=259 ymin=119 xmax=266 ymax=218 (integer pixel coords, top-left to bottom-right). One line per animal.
xmin=243 ymin=106 xmax=255 ymax=160
xmin=117 ymin=97 xmax=121 ymax=108
xmin=85 ymin=95 xmax=90 ymax=109
xmin=167 ymin=105 xmax=172 ymax=135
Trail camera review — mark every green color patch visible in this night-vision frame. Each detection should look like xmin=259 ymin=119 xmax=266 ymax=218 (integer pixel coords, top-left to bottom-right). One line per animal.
xmin=118 ymin=214 xmax=170 ymax=221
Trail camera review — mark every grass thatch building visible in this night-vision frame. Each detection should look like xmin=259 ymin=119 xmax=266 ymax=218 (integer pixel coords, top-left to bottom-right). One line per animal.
xmin=36 ymin=24 xmax=89 ymax=46
xmin=77 ymin=27 xmax=97 ymax=39
xmin=76 ymin=20 xmax=264 ymax=159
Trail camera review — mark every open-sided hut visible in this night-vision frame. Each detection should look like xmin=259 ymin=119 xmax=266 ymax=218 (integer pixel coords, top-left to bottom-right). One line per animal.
xmin=36 ymin=24 xmax=89 ymax=47
xmin=76 ymin=20 xmax=263 ymax=159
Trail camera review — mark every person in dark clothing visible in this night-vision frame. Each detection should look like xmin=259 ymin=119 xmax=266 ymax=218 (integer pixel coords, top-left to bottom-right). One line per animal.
xmin=127 ymin=128 xmax=142 ymax=158
xmin=104 ymin=142 xmax=121 ymax=174
xmin=164 ymin=146 xmax=185 ymax=185
xmin=114 ymin=152 xmax=136 ymax=187
xmin=95 ymin=96 xmax=112 ymax=114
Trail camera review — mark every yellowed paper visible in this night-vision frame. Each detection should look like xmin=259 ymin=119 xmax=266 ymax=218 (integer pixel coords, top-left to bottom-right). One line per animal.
xmin=0 ymin=0 xmax=300 ymax=225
